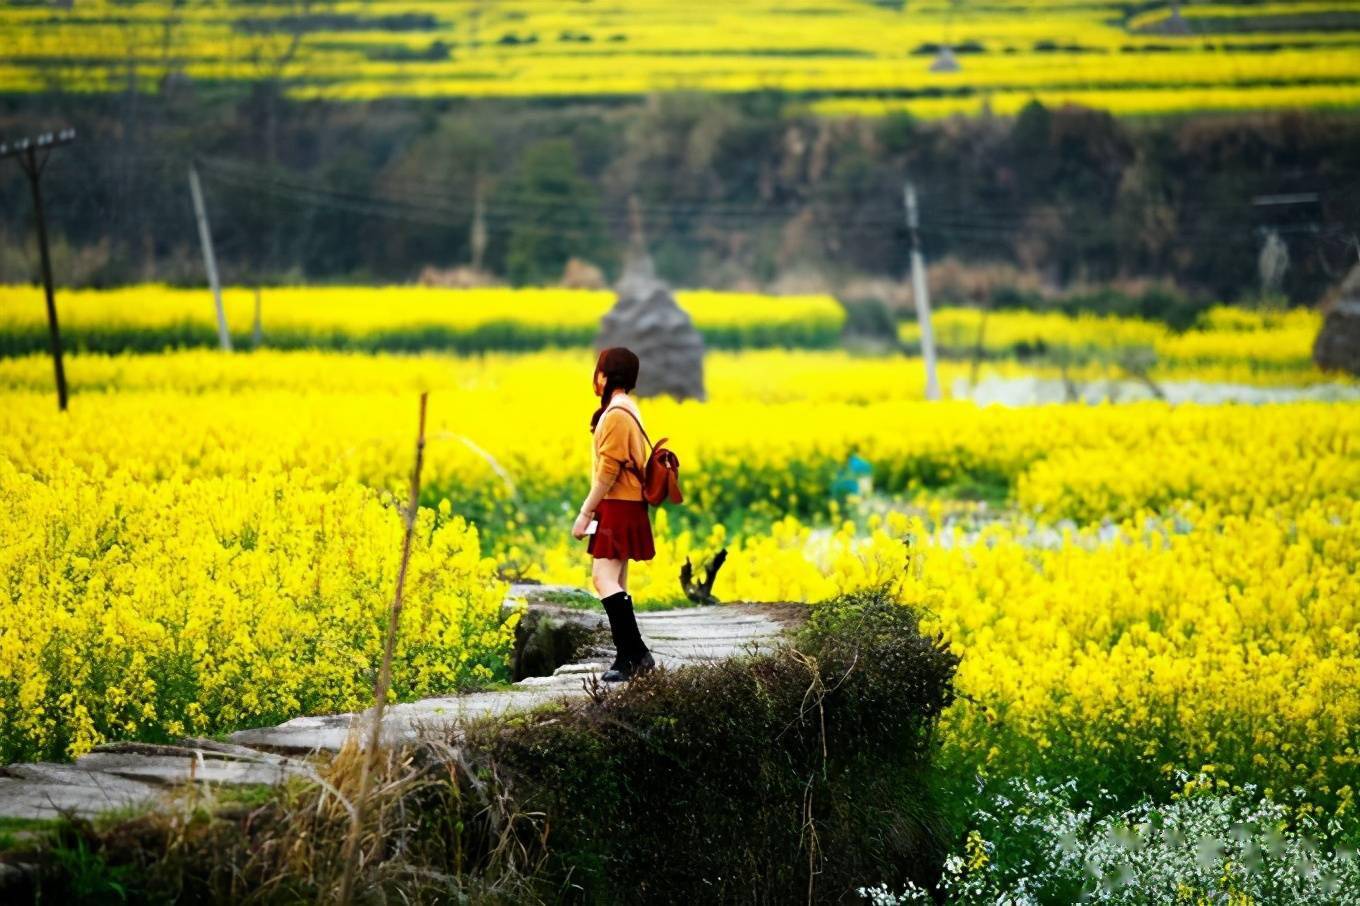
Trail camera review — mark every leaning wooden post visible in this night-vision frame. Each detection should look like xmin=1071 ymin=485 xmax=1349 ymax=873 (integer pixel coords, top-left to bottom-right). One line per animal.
xmin=188 ymin=160 xmax=231 ymax=351
xmin=337 ymin=391 xmax=429 ymax=905
xmin=969 ymin=303 xmax=990 ymax=393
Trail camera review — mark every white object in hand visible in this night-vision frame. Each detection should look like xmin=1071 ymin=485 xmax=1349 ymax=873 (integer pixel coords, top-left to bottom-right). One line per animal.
xmin=585 ymin=519 xmax=598 ymax=535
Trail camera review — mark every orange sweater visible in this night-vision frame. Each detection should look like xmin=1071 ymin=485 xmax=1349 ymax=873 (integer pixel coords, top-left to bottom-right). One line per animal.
xmin=591 ymin=395 xmax=648 ymax=502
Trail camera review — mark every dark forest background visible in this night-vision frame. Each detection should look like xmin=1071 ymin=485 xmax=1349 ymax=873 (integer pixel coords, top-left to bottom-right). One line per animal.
xmin=4 ymin=87 xmax=1359 ymax=309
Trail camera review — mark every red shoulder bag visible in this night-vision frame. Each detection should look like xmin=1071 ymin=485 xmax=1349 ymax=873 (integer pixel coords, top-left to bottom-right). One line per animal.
xmin=612 ymin=408 xmax=684 ymax=506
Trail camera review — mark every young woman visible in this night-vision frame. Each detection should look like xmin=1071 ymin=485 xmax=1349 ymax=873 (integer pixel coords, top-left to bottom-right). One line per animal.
xmin=571 ymin=347 xmax=656 ymax=682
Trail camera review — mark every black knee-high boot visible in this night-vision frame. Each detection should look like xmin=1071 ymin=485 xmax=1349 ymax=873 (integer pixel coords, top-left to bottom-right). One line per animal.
xmin=600 ymin=590 xmax=631 ymax=681
xmin=600 ymin=590 xmax=653 ymax=681
xmin=615 ymin=591 xmax=654 ymax=678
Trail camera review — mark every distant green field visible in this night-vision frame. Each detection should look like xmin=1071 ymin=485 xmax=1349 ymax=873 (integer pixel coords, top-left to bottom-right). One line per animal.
xmin=4 ymin=1 xmax=1360 ymax=117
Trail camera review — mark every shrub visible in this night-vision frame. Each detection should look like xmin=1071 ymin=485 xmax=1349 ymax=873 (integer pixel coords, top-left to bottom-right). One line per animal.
xmin=467 ymin=582 xmax=961 ymax=902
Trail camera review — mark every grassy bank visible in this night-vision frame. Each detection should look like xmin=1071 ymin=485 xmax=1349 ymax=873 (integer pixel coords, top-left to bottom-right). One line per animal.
xmin=2 ymin=586 xmax=960 ymax=904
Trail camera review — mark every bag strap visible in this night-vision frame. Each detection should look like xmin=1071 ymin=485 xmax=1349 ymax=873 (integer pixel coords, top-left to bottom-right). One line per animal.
xmin=610 ymin=406 xmax=653 ymax=449
xmin=606 ymin=405 xmax=653 ymax=478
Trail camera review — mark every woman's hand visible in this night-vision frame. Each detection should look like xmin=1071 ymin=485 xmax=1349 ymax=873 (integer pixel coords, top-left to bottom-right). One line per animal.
xmin=571 ymin=511 xmax=592 ymax=540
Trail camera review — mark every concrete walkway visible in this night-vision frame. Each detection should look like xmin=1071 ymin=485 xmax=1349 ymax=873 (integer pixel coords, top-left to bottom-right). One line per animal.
xmin=0 ymin=585 xmax=805 ymax=822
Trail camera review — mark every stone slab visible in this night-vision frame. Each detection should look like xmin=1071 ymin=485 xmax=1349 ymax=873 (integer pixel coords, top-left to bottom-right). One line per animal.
xmin=73 ymin=752 xmax=307 ymax=787
xmin=641 ymin=628 xmax=780 ymax=643
xmin=552 ymin=661 xmax=610 ymax=675
xmin=229 ymin=688 xmax=577 ymax=754
xmin=0 ymin=764 xmax=161 ymax=820
xmin=652 ymin=620 xmax=780 ymax=628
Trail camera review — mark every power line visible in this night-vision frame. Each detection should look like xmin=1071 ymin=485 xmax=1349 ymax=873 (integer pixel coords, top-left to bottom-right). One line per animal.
xmin=194 ymin=152 xmax=1360 ymax=228
xmin=192 ymin=158 xmax=1356 ymax=254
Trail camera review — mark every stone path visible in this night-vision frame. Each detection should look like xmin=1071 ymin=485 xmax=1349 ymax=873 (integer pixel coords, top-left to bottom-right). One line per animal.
xmin=0 ymin=585 xmax=804 ymax=822
xmin=958 ymin=374 xmax=1360 ymax=406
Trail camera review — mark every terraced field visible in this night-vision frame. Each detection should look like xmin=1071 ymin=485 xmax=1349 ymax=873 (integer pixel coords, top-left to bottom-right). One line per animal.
xmin=4 ymin=0 xmax=1360 ymax=117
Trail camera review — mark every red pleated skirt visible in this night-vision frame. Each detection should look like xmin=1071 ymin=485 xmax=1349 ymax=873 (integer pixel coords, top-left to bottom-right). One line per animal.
xmin=587 ymin=498 xmax=655 ymax=561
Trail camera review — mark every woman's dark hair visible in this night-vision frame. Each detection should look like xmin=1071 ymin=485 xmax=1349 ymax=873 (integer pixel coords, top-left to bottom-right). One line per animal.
xmin=589 ymin=347 xmax=640 ymax=432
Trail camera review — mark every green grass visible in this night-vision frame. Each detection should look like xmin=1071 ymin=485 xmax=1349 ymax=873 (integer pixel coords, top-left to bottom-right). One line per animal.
xmin=533 ymin=589 xmax=601 ymax=609
xmin=0 ymin=815 xmax=61 ymax=850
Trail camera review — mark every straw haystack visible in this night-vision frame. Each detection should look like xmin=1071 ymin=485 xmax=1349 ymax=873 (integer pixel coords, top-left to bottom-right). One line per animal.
xmin=594 ymin=251 xmax=706 ymax=402
xmin=1313 ymin=262 xmax=1360 ymax=376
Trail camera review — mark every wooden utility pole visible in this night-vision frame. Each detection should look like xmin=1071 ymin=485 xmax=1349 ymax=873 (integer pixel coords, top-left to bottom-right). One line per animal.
xmin=188 ymin=160 xmax=232 ymax=350
xmin=2 ymin=128 xmax=76 ymax=411
xmin=969 ymin=304 xmax=990 ymax=392
xmin=904 ymin=181 xmax=941 ymax=401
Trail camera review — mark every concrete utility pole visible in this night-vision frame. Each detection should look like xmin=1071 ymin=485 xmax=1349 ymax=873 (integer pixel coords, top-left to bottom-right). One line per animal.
xmin=904 ymin=181 xmax=941 ymax=401
xmin=2 ymin=128 xmax=76 ymax=411
xmin=188 ymin=160 xmax=232 ymax=350
xmin=470 ymin=175 xmax=487 ymax=273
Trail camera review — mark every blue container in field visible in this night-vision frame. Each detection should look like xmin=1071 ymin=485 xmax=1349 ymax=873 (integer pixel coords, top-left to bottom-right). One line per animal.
xmin=831 ymin=452 xmax=874 ymax=499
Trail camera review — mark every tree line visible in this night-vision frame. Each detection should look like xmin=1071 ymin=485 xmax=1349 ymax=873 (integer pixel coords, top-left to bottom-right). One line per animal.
xmin=2 ymin=87 xmax=1357 ymax=308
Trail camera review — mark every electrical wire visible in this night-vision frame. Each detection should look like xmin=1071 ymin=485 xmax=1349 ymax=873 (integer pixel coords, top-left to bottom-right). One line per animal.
xmin=193 ymin=152 xmax=1357 ymax=240
xmin=194 ymin=157 xmax=1353 ymax=254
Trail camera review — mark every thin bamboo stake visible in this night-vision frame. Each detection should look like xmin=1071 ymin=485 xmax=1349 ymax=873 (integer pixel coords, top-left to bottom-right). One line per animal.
xmin=337 ymin=391 xmax=429 ymax=905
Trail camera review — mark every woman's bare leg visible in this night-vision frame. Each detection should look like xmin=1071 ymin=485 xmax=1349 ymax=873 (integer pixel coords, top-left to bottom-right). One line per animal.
xmin=591 ymin=557 xmax=625 ymax=598
xmin=618 ymin=559 xmax=629 ymax=593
